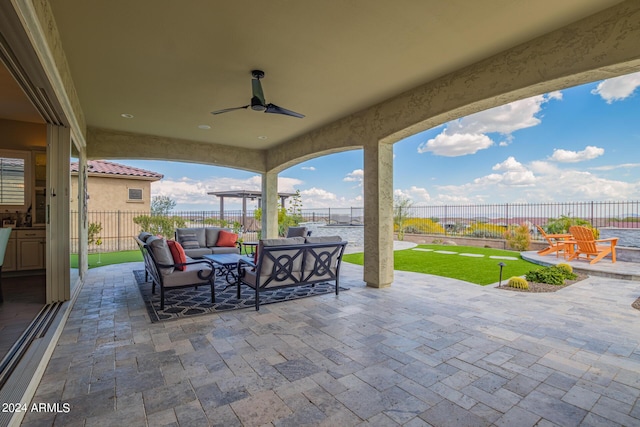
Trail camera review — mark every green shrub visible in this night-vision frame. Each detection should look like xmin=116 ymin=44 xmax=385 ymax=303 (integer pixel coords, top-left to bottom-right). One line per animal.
xmin=544 ymin=215 xmax=599 ymax=238
xmin=507 ymin=276 xmax=529 ymax=290
xmin=525 ymin=265 xmax=577 ymax=285
xmin=133 ymin=215 xmax=186 ymax=239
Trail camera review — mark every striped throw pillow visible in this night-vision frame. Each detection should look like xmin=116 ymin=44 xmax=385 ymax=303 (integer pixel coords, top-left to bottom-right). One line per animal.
xmin=179 ymin=232 xmax=200 ymax=249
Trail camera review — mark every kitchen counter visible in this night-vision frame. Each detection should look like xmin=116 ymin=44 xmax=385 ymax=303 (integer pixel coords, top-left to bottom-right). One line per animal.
xmin=1 ymin=226 xmax=45 ymax=230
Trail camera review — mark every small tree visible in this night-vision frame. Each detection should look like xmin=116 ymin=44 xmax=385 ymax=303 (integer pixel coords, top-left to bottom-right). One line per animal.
xmin=88 ymin=222 xmax=102 ymax=248
xmin=393 ymin=195 xmax=413 ymax=241
xmin=88 ymin=222 xmax=103 ymax=263
xmin=151 ymin=195 xmax=177 ymax=216
xmin=254 ymin=190 xmax=305 ymax=237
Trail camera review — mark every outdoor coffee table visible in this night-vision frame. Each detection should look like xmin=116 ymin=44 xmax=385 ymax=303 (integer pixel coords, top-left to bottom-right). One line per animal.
xmin=203 ymin=253 xmax=251 ymax=288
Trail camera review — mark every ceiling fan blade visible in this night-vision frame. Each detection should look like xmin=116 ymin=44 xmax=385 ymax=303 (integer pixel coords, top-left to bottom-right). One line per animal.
xmin=252 ymin=78 xmax=266 ymax=106
xmin=265 ymin=103 xmax=305 ymax=118
xmin=210 ymin=105 xmax=249 ymax=115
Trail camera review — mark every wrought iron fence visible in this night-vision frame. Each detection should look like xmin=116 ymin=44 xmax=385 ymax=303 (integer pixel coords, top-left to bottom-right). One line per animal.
xmin=70 ymin=201 xmax=640 ymax=253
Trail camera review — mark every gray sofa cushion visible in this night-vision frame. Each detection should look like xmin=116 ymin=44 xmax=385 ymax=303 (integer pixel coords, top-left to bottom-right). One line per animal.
xmin=183 ymin=247 xmax=214 ymax=258
xmin=261 ymin=236 xmax=306 ymax=247
xmin=146 ymin=236 xmax=174 ymax=275
xmin=162 ymin=262 xmax=214 ymax=288
xmin=210 ymin=246 xmax=241 ymax=255
xmin=305 ymin=236 xmax=343 ymax=244
xmin=303 ymin=236 xmax=344 ymax=272
xmin=254 ymin=237 xmax=305 ymax=287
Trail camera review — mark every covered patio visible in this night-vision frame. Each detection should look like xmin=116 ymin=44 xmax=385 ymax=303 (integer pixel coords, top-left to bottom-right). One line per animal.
xmin=21 ymin=259 xmax=640 ymax=426
xmin=1 ymin=1 xmax=640 ymax=425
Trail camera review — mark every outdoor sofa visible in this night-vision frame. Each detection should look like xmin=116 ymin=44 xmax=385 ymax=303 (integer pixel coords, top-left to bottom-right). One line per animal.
xmin=175 ymin=227 xmax=240 ymax=258
xmin=237 ymin=235 xmax=348 ymax=310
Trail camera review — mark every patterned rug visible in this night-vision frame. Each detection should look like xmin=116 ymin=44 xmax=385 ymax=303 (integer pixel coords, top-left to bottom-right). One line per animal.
xmin=133 ymin=270 xmax=347 ymax=322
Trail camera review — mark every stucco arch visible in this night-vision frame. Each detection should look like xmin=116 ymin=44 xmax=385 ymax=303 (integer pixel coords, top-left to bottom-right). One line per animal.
xmin=266 ymin=1 xmax=640 ymax=175
xmin=86 ymin=127 xmax=267 ymax=173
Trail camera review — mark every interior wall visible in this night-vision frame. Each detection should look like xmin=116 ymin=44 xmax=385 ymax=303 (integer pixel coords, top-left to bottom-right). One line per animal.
xmin=0 ymin=118 xmax=46 ymax=149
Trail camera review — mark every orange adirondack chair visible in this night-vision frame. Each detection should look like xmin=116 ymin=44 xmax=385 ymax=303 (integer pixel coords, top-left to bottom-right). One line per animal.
xmin=536 ymin=225 xmax=572 ymax=258
xmin=567 ymin=225 xmax=617 ymax=264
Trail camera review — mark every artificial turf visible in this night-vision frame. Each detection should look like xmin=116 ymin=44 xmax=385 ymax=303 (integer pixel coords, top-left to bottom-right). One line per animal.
xmin=70 ymin=250 xmax=143 ymax=269
xmin=342 ymin=244 xmax=540 ymax=285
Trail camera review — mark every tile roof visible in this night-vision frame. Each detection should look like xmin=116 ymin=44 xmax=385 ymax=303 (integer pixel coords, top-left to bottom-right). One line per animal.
xmin=70 ymin=160 xmax=163 ymax=180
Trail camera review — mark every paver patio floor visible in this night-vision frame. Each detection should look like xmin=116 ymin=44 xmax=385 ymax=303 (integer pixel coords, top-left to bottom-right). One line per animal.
xmin=20 ymin=258 xmax=640 ymax=426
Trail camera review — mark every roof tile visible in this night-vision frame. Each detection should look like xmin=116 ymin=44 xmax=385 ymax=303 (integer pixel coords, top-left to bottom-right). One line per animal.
xmin=70 ymin=160 xmax=163 ymax=180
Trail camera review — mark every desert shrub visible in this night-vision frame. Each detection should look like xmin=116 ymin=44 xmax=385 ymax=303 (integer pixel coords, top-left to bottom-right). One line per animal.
xmin=525 ymin=265 xmax=577 ymax=285
xmin=504 ymin=223 xmax=531 ymax=251
xmin=507 ymin=276 xmax=529 ymax=290
xmin=401 ymin=218 xmax=446 ymax=235
xmin=464 ymin=223 xmax=506 ymax=239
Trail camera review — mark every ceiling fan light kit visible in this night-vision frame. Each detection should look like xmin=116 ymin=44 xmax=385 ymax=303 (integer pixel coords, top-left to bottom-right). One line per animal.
xmin=211 ymin=70 xmax=304 ymax=118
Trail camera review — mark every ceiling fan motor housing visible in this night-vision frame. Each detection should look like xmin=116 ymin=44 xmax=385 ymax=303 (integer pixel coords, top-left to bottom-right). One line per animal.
xmin=251 ymin=96 xmax=266 ymax=111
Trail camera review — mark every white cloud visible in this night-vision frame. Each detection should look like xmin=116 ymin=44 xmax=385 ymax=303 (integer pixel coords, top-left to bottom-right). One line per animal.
xmin=417 ymin=133 xmax=493 ymax=156
xmin=492 ymin=156 xmax=526 ymax=172
xmin=549 ymin=146 xmax=604 ymax=163
xmin=300 ymin=187 xmax=337 ymax=201
xmin=590 ymin=163 xmax=640 ymax=171
xmin=393 ymin=186 xmax=431 ymax=205
xmin=418 ymin=92 xmax=561 ymax=157
xmin=301 ymin=166 xmax=316 ymax=171
xmin=430 ymin=160 xmax=639 ymax=204
xmin=344 ymin=169 xmax=364 ymax=183
xmin=529 ymin=160 xmax=559 ymax=174
xmin=591 ymin=71 xmax=640 ymax=103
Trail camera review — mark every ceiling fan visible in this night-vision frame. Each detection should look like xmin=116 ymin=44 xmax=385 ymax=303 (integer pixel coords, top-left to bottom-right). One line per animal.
xmin=211 ymin=70 xmax=305 ymax=118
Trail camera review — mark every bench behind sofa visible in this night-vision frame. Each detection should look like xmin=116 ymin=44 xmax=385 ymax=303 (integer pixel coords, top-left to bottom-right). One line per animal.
xmin=237 ymin=236 xmax=348 ymax=310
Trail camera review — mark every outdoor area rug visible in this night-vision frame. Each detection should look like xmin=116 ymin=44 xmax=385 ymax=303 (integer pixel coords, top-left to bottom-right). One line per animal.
xmin=133 ymin=270 xmax=348 ymax=322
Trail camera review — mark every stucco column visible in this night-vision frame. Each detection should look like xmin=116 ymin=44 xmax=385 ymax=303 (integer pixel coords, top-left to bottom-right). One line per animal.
xmin=261 ymin=171 xmax=279 ymax=239
xmin=363 ymin=141 xmax=394 ymax=288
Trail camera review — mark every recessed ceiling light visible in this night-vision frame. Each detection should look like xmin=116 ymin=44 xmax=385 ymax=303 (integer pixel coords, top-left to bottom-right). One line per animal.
xmin=198 ymin=125 xmax=211 ymax=130
xmin=120 ymin=113 xmax=134 ymax=118
xmin=257 ymin=135 xmax=268 ymax=140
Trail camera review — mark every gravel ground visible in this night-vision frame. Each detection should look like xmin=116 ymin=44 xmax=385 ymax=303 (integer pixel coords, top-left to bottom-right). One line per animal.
xmin=495 ymin=273 xmax=588 ymax=293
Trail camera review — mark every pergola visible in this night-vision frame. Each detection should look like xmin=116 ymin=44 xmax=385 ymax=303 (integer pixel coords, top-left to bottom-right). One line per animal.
xmin=208 ymin=190 xmax=296 ymax=230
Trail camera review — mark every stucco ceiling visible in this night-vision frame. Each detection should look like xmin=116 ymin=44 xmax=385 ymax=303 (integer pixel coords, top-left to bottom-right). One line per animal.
xmin=14 ymin=1 xmax=625 ymax=149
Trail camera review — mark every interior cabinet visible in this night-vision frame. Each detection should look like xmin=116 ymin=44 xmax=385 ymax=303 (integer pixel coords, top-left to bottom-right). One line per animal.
xmin=3 ymin=235 xmax=17 ymax=272
xmin=2 ymin=228 xmax=45 ymax=272
xmin=17 ymin=229 xmax=45 ymax=270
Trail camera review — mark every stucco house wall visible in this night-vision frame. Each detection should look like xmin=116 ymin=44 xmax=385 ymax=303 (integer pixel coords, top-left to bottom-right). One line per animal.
xmin=70 ymin=160 xmax=162 ymax=252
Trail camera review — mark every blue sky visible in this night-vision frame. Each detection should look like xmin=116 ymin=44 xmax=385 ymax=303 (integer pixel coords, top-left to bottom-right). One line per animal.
xmin=115 ymin=72 xmax=640 ymax=211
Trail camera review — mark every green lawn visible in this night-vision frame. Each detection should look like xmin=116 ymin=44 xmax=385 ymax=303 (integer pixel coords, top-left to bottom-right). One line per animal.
xmin=70 ymin=250 xmax=143 ymax=269
xmin=343 ymin=244 xmax=540 ymax=285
